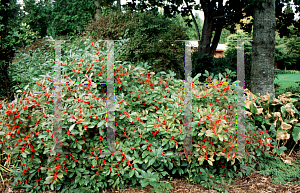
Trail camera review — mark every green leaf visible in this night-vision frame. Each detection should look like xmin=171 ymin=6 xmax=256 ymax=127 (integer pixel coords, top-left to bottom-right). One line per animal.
xmin=75 ymin=176 xmax=80 ymax=184
xmin=115 ymin=154 xmax=122 ymax=161
xmin=218 ymin=134 xmax=224 ymax=142
xmin=140 ymin=180 xmax=149 ymax=187
xmin=178 ymin=168 xmax=184 ymax=175
xmin=164 ymin=152 xmax=174 ymax=157
xmin=82 ymin=121 xmax=90 ymax=126
xmin=92 ymin=159 xmax=97 ymax=167
xmin=45 ymin=176 xmax=53 ymax=184
xmin=162 ymin=138 xmax=168 ymax=146
xmin=130 ymin=112 xmax=138 ymax=116
xmin=21 ymin=152 xmax=27 ymax=158
xmin=126 ymin=155 xmax=132 ymax=161
xmin=142 ymin=151 xmax=149 ymax=158
xmin=69 ymin=124 xmax=76 ymax=132
xmin=76 ymin=169 xmax=82 ymax=177
xmin=172 ymin=168 xmax=177 ymax=174
xmin=207 ymin=160 xmax=213 ymax=166
xmin=24 ymin=84 xmax=29 ymax=91
xmin=57 ymin=173 xmax=63 ymax=179
xmin=77 ymin=143 xmax=82 ymax=150
xmin=129 ymin=169 xmax=134 ymax=178
xmin=22 ymin=184 xmax=33 ymax=188
xmin=168 ymin=162 xmax=173 ymax=170
xmin=292 ymin=126 xmax=300 ymax=143
xmin=97 ymin=121 xmax=105 ymax=128
xmin=66 ymin=98 xmax=74 ymax=103
xmin=77 ymin=140 xmax=84 ymax=145
xmin=77 ymin=168 xmax=84 ymax=173
xmin=148 ymin=158 xmax=155 ymax=166
xmin=80 ymin=179 xmax=84 ymax=185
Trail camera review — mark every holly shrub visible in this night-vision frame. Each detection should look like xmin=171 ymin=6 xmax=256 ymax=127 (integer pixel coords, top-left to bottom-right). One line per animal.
xmin=0 ymin=37 xmax=298 ymax=193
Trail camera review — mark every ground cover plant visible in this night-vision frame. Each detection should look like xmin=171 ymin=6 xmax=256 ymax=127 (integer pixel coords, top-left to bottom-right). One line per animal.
xmin=0 ymin=35 xmax=300 ymax=193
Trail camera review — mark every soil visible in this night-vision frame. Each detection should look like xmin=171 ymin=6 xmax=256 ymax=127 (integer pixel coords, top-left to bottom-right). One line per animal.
xmin=1 ymin=149 xmax=299 ymax=193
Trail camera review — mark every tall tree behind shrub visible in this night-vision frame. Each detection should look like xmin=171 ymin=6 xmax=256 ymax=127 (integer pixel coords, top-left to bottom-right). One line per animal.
xmin=224 ymin=27 xmax=300 ymax=90
xmin=85 ymin=8 xmax=191 ymax=81
xmin=223 ymin=30 xmax=253 ymax=90
xmin=22 ymin=0 xmax=53 ymax=38
xmin=22 ymin=0 xmax=97 ymax=39
xmin=0 ymin=0 xmax=33 ymax=100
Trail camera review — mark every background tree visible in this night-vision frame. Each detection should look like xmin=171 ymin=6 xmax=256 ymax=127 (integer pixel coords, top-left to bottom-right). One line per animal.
xmin=0 ymin=0 xmax=35 ymax=99
xmin=122 ymin=0 xmax=268 ymax=58
xmin=275 ymin=25 xmax=300 ymax=71
xmin=239 ymin=0 xmax=300 ymax=38
xmin=22 ymin=0 xmax=53 ymax=38
xmin=168 ymin=8 xmax=232 ymax=44
xmin=47 ymin=0 xmax=97 ymax=38
xmin=224 ymin=23 xmax=300 ymax=92
xmin=22 ymin=0 xmax=98 ymax=38
xmin=93 ymin=0 xmax=115 ymax=20
xmin=85 ymin=8 xmax=191 ymax=80
xmin=275 ymin=4 xmax=300 ymax=70
xmin=173 ymin=12 xmax=204 ymax=42
xmin=116 ymin=0 xmax=121 ymax=11
xmin=250 ymin=0 xmax=276 ymax=100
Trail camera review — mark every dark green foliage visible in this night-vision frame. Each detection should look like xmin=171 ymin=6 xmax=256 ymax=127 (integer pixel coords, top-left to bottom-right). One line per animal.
xmin=22 ymin=0 xmax=97 ymax=39
xmin=191 ymin=53 xmax=214 ymax=82
xmin=284 ymin=85 xmax=300 ymax=95
xmin=0 ymin=0 xmax=33 ymax=99
xmin=48 ymin=0 xmax=96 ymax=38
xmin=222 ymin=36 xmax=253 ymax=90
xmin=22 ymin=0 xmax=53 ymax=38
xmin=191 ymin=52 xmax=237 ymax=84
xmin=85 ymin=8 xmax=190 ymax=81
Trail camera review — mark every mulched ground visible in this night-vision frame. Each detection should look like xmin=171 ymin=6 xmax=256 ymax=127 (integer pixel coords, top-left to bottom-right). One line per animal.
xmin=1 ymin=149 xmax=300 ymax=193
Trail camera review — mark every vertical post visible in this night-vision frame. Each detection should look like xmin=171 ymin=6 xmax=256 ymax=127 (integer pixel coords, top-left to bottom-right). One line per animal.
xmin=46 ymin=39 xmax=70 ymax=163
xmin=236 ymin=39 xmax=246 ymax=157
xmin=106 ymin=41 xmax=116 ymax=153
xmin=183 ymin=41 xmax=193 ymax=155
xmin=52 ymin=40 xmax=63 ymax=156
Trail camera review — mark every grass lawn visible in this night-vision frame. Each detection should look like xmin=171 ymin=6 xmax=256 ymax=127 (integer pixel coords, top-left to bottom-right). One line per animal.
xmin=274 ymin=71 xmax=300 ymax=96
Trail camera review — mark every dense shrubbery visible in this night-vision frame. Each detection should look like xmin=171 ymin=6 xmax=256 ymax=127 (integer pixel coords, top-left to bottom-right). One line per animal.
xmin=191 ymin=52 xmax=237 ymax=84
xmin=275 ymin=69 xmax=300 ymax=74
xmin=22 ymin=0 xmax=97 ymax=38
xmin=2 ymin=36 xmax=300 ymax=193
xmin=0 ymin=0 xmax=38 ymax=99
xmin=2 ymin=6 xmax=300 ymax=192
xmin=7 ymin=39 xmax=56 ymax=99
xmin=85 ymin=8 xmax=190 ymax=81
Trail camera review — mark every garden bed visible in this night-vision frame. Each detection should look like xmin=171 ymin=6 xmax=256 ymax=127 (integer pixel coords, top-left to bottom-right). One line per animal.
xmin=1 ymin=149 xmax=299 ymax=193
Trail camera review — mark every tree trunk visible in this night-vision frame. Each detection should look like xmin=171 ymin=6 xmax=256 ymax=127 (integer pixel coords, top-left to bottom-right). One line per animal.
xmin=251 ymin=0 xmax=276 ymax=100
xmin=183 ymin=0 xmax=202 ymax=56
xmin=94 ymin=0 xmax=102 ymax=20
xmin=209 ymin=22 xmax=224 ymax=56
xmin=197 ymin=3 xmax=222 ymax=57
xmin=198 ymin=8 xmax=214 ymax=57
xmin=117 ymin=0 xmax=121 ymax=12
